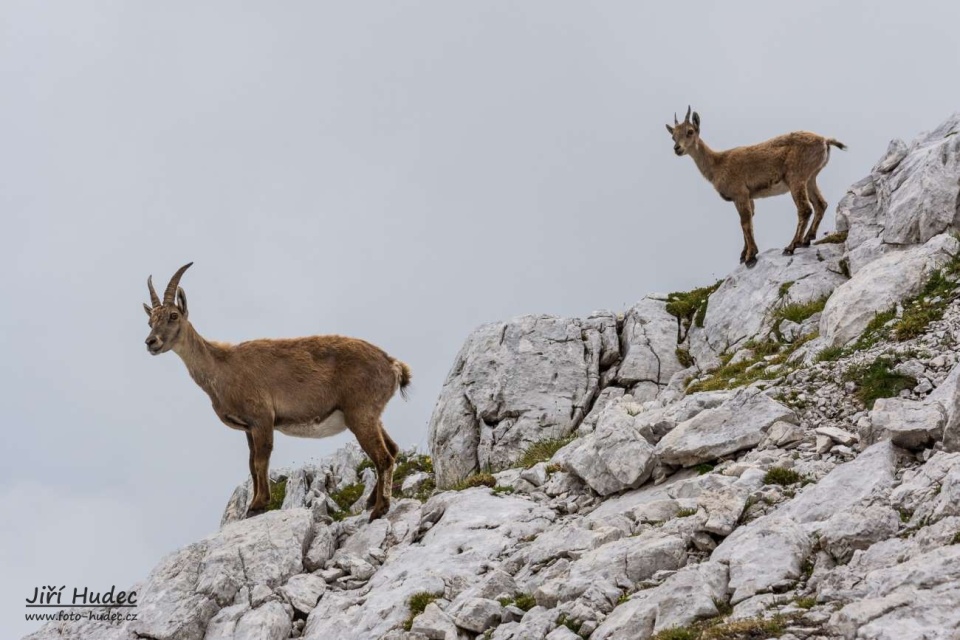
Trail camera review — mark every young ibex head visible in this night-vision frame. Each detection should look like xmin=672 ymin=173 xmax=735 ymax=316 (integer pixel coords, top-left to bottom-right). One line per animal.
xmin=665 ymin=105 xmax=701 ymax=156
xmin=143 ymin=262 xmax=193 ymax=355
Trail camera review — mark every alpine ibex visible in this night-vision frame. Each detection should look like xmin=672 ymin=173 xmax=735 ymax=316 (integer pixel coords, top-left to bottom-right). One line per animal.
xmin=143 ymin=263 xmax=411 ymax=521
xmin=666 ymin=106 xmax=846 ymax=266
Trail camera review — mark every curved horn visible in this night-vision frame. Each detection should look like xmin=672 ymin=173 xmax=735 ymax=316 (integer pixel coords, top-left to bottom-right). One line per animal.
xmin=147 ymin=275 xmax=161 ymax=308
xmin=163 ymin=262 xmax=194 ymax=305
xmin=674 ymin=112 xmax=679 ymax=125
xmin=684 ymin=105 xmax=692 ymax=123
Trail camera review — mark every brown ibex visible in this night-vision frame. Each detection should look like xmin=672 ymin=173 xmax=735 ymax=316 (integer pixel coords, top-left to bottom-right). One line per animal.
xmin=143 ymin=263 xmax=411 ymax=521
xmin=666 ymin=106 xmax=846 ymax=266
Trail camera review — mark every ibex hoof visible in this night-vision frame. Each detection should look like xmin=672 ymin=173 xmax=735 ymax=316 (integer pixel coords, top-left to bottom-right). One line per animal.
xmin=799 ymin=240 xmax=812 ymax=248
xmin=745 ymin=256 xmax=758 ymax=268
xmin=368 ymin=503 xmax=390 ymax=522
xmin=782 ymin=248 xmax=795 ymax=256
xmin=245 ymin=506 xmax=267 ymax=519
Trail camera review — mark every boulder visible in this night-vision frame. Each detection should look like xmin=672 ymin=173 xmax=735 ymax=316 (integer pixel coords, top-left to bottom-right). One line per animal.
xmin=868 ymin=397 xmax=945 ymax=450
xmin=655 ymin=388 xmax=796 ymax=467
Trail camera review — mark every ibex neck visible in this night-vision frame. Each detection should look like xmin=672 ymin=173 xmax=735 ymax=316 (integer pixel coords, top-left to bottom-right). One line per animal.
xmin=172 ymin=322 xmax=226 ymax=394
xmin=688 ymin=139 xmax=721 ymax=183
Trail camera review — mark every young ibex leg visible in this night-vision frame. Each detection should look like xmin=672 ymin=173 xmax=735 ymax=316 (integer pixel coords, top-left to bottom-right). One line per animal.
xmin=351 ymin=412 xmax=396 ymax=521
xmin=735 ymin=198 xmax=759 ymax=267
xmin=801 ymin=179 xmax=828 ymax=247
xmin=784 ymin=184 xmax=813 ymax=255
xmin=245 ymin=431 xmax=260 ymax=513
xmin=246 ymin=426 xmax=274 ymax=517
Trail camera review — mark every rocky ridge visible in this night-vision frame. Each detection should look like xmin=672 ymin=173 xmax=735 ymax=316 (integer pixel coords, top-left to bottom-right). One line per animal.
xmin=25 ymin=112 xmax=960 ymax=640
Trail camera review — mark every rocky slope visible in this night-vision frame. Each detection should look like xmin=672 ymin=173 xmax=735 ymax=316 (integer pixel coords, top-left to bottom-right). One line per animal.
xmin=25 ymin=112 xmax=960 ymax=640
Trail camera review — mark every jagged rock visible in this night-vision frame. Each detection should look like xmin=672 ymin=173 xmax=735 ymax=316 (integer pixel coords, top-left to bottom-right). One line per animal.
xmin=687 ymin=244 xmax=846 ymax=362
xmin=655 ymin=388 xmax=796 ymax=467
xmin=778 ymin=441 xmax=898 ymax=526
xmin=520 ymin=522 xmax=624 ymax=567
xmin=931 ymin=364 xmax=960 ymax=453
xmin=868 ymin=397 xmax=945 ymax=449
xmin=577 ymin=387 xmax=625 ymax=435
xmin=450 ymin=597 xmax=504 ymax=633
xmin=302 ymin=490 xmax=553 ymax=640
xmin=615 ymin=297 xmax=684 ymax=388
xmin=401 ymin=471 xmax=432 ymax=495
xmin=712 ymin=516 xmax=813 ymax=604
xmin=409 ymin=603 xmax=459 ymax=640
xmin=814 ymin=425 xmax=858 ymax=446
xmin=280 ymin=574 xmax=326 ymax=614
xmin=428 ymin=314 xmax=615 ymax=487
xmin=818 ymin=506 xmax=900 ymax=564
xmin=820 ymin=233 xmax=960 ymax=347
xmin=534 ymin=533 xmax=686 ymax=607
xmin=304 ymin=525 xmax=337 ymax=571
xmin=553 ymin=404 xmax=657 ymax=495
xmin=591 ymin=562 xmax=728 ymax=640
xmin=489 ymin=606 xmax=556 ymax=640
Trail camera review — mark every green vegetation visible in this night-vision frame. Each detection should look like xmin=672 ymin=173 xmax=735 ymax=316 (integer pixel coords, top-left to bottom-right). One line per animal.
xmin=892 ymin=264 xmax=960 ymax=340
xmin=266 ymin=477 xmax=287 ymax=512
xmin=899 ymin=508 xmax=913 ymax=523
xmin=686 ymin=332 xmax=816 ymax=394
xmin=664 ymin=280 xmax=724 ymax=341
xmin=772 ymin=295 xmax=828 ymax=327
xmin=712 ymin=598 xmax=733 ymax=616
xmin=518 ymin=436 xmax=575 ymax=469
xmin=951 ymin=531 xmax=960 ymax=545
xmin=813 ymin=230 xmax=848 ymax=245
xmin=498 ymin=593 xmax=536 ymax=611
xmin=676 ymin=507 xmax=698 ymax=518
xmin=556 ymin=614 xmax=585 ymax=636
xmin=676 ymin=347 xmax=695 ymax=368
xmin=694 ymin=463 xmax=715 ymax=475
xmin=492 ymin=485 xmax=515 ymax=495
xmin=328 ymin=482 xmax=365 ymax=520
xmin=546 ymin=463 xmax=564 ymax=474
xmin=795 ymin=596 xmax=817 ymax=609
xmin=652 ymin=615 xmax=795 ymax=640
xmin=390 ymin=451 xmax=434 ymax=497
xmin=843 ymin=357 xmax=917 ymax=409
xmin=452 ymin=472 xmax=497 ymax=491
xmin=402 ymin=591 xmax=443 ymax=631
xmin=816 ymin=345 xmax=845 ymax=363
xmin=763 ymin=467 xmax=805 ymax=486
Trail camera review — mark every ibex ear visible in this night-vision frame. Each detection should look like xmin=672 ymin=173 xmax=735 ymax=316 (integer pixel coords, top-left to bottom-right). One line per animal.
xmin=176 ymin=287 xmax=188 ymax=316
xmin=143 ymin=303 xmax=152 ymax=317
xmin=692 ymin=112 xmax=701 ymax=131
xmin=665 ymin=124 xmax=675 ymax=135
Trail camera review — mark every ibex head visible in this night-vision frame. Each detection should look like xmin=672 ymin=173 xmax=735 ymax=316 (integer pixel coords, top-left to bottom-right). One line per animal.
xmin=143 ymin=262 xmax=193 ymax=355
xmin=665 ymin=106 xmax=701 ymax=156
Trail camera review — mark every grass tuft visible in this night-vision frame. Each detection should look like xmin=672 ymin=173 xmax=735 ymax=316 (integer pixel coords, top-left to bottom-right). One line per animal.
xmin=452 ymin=472 xmax=497 ymax=491
xmin=266 ymin=477 xmax=287 ymax=512
xmin=403 ymin=591 xmax=443 ymax=631
xmin=664 ymin=280 xmax=724 ymax=340
xmin=844 ymin=357 xmax=916 ymax=409
xmin=763 ymin=467 xmax=805 ymax=486
xmin=518 ymin=436 xmax=575 ymax=469
xmin=813 ymin=230 xmax=848 ymax=245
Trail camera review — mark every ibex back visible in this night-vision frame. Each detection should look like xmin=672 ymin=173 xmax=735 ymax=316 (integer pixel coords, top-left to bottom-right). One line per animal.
xmin=666 ymin=106 xmax=846 ymax=266
xmin=143 ymin=263 xmax=411 ymax=521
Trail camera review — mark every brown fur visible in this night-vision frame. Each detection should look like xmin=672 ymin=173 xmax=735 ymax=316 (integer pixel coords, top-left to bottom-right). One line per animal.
xmin=143 ymin=263 xmax=410 ymax=521
xmin=666 ymin=106 xmax=845 ymax=266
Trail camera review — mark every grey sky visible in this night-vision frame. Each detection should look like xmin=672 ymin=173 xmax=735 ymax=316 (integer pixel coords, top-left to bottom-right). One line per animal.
xmin=2 ymin=1 xmax=958 ymax=635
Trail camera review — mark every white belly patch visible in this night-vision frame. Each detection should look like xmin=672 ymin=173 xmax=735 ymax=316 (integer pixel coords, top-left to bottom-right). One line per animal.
xmin=754 ymin=182 xmax=790 ymax=199
xmin=275 ymin=410 xmax=350 ymax=439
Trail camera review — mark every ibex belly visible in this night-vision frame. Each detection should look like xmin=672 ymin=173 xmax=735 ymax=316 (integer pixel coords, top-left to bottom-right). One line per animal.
xmin=752 ymin=181 xmax=790 ymax=199
xmin=275 ymin=410 xmax=350 ymax=439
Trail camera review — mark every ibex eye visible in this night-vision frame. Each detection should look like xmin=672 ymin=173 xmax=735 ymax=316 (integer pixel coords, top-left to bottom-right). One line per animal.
xmin=686 ymin=130 xmax=693 ymax=136
xmin=169 ymin=313 xmax=179 ymax=322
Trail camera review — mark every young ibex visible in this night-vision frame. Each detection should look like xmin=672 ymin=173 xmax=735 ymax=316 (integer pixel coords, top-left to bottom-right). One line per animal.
xmin=143 ymin=263 xmax=411 ymax=521
xmin=666 ymin=106 xmax=846 ymax=266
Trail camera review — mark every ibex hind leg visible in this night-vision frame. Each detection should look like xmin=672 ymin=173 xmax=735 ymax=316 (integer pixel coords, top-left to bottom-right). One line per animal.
xmin=801 ymin=179 xmax=828 ymax=247
xmin=349 ymin=413 xmax=396 ymax=521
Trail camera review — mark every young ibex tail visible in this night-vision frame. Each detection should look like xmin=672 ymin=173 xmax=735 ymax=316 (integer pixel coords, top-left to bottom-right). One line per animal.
xmin=666 ymin=106 xmax=846 ymax=266
xmin=143 ymin=263 xmax=411 ymax=521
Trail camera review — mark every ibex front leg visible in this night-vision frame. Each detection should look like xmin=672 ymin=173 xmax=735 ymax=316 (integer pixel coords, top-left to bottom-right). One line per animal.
xmin=245 ymin=424 xmax=274 ymax=518
xmin=735 ymin=197 xmax=759 ymax=267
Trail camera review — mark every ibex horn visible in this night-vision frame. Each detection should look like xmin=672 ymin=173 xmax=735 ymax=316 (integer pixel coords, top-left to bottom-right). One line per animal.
xmin=147 ymin=275 xmax=161 ymax=308
xmin=163 ymin=262 xmax=194 ymax=305
xmin=684 ymin=105 xmax=692 ymax=123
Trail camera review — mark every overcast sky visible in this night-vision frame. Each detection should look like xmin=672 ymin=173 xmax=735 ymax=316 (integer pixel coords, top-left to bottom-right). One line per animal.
xmin=3 ymin=2 xmax=958 ymax=636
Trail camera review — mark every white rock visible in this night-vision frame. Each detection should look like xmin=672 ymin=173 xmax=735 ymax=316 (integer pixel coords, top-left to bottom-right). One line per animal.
xmin=818 ymin=506 xmax=900 ymax=564
xmin=868 ymin=397 xmax=945 ymax=450
xmin=815 ymin=426 xmax=859 ymax=446
xmin=450 ymin=597 xmax=504 ymax=633
xmin=409 ymin=603 xmax=459 ymax=640
xmin=820 ymin=233 xmax=960 ymax=347
xmin=428 ymin=314 xmax=615 ymax=487
xmin=591 ymin=562 xmax=728 ymax=640
xmin=655 ymin=389 xmax=796 ymax=467
xmin=687 ymin=244 xmax=846 ymax=362
xmin=615 ymin=297 xmax=684 ymax=387
xmin=712 ymin=516 xmax=813 ymax=603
